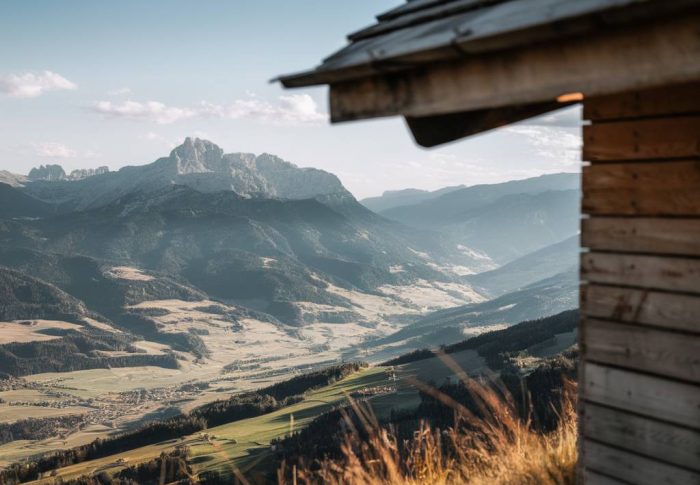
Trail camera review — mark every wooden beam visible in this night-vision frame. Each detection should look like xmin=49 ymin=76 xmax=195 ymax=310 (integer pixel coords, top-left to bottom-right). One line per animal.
xmin=581 ymin=252 xmax=700 ymax=295
xmin=581 ymin=218 xmax=700 ymax=256
xmin=404 ymin=101 xmax=568 ymax=147
xmin=329 ymin=15 xmax=700 ymax=122
xmin=582 ymin=318 xmax=700 ymax=383
xmin=583 ymin=117 xmax=700 ymax=161
xmin=583 ymin=440 xmax=700 ymax=485
xmin=581 ymin=284 xmax=700 ymax=333
xmin=583 ymin=402 xmax=700 ymax=471
xmin=584 ymin=81 xmax=700 ymax=121
xmin=583 ymin=362 xmax=700 ymax=429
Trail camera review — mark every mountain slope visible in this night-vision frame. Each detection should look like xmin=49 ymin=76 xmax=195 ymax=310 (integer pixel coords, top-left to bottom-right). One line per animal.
xmin=361 ymin=185 xmax=465 ymax=212
xmin=0 ymin=183 xmax=52 ymax=219
xmin=1 ymin=185 xmax=487 ymax=323
xmin=0 ymin=266 xmax=92 ymax=322
xmin=379 ymin=173 xmax=579 ymax=229
xmin=378 ymin=174 xmax=580 ymax=263
xmin=0 ymin=171 xmax=26 ymax=187
xmin=465 ymin=235 xmax=579 ymax=297
xmin=449 ymin=189 xmax=579 ymax=262
xmin=360 ymin=268 xmax=578 ymax=359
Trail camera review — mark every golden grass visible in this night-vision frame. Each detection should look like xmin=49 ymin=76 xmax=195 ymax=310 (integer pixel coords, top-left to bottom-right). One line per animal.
xmin=283 ymin=354 xmax=577 ymax=485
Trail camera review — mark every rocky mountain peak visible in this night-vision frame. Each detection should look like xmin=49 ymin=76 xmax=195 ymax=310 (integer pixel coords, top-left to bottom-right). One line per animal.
xmin=28 ymin=164 xmax=110 ymax=182
xmin=21 ymin=138 xmax=354 ymax=209
xmin=28 ymin=164 xmax=67 ymax=182
xmin=170 ymin=137 xmax=225 ymax=174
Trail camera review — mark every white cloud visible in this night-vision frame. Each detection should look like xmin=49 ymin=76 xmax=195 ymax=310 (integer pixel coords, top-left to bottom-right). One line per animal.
xmin=525 ymin=105 xmax=582 ymax=128
xmin=505 ymin=125 xmax=581 ymax=167
xmin=35 ymin=142 xmax=77 ymax=158
xmin=142 ymin=132 xmax=163 ymax=141
xmin=107 ymin=87 xmax=132 ymax=96
xmin=0 ymin=71 xmax=77 ymax=98
xmin=94 ymin=100 xmax=197 ymax=124
xmin=92 ymin=94 xmax=327 ymax=126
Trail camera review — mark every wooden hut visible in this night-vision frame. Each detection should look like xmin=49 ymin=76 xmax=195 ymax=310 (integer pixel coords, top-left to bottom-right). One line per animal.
xmin=278 ymin=1 xmax=700 ymax=483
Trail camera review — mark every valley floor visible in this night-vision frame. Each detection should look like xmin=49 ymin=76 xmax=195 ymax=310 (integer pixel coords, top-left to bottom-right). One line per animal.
xmin=9 ymin=347 xmax=492 ymax=483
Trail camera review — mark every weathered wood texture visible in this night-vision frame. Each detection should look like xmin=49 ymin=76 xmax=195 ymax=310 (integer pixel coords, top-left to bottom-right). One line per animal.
xmin=328 ymin=15 xmax=700 ymax=121
xmin=583 ymin=118 xmax=700 ymax=161
xmin=583 ymin=81 xmax=700 ymax=121
xmin=581 ymin=252 xmax=700 ymax=294
xmin=582 ymin=161 xmax=700 ymax=215
xmin=581 ymin=218 xmax=700 ymax=256
xmin=583 ymin=402 xmax=700 ymax=471
xmin=583 ymin=440 xmax=700 ymax=485
xmin=583 ymin=470 xmax=632 ymax=485
xmin=581 ymin=284 xmax=700 ymax=333
xmin=583 ymin=362 xmax=700 ymax=430
xmin=581 ymin=84 xmax=700 ymax=484
xmin=582 ymin=318 xmax=700 ymax=383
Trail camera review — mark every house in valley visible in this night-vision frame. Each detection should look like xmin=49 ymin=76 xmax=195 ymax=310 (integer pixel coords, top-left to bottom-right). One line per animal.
xmin=277 ymin=1 xmax=700 ymax=483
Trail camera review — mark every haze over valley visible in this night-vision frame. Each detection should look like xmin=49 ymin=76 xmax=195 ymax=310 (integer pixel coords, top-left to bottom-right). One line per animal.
xmin=0 ymin=137 xmax=579 ymax=477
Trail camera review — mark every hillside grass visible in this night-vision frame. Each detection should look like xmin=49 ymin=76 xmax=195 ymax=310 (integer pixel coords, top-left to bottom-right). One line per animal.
xmin=25 ymin=366 xmax=388 ymax=483
xmin=17 ymin=344 xmax=573 ymax=484
xmin=289 ymin=361 xmax=578 ymax=485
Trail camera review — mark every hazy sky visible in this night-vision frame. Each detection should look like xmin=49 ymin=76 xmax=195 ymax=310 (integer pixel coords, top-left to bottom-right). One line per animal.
xmin=0 ymin=0 xmax=581 ymax=199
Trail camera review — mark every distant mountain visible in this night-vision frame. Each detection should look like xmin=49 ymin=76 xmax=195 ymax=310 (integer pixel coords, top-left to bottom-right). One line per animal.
xmin=361 ymin=268 xmax=578 ymax=358
xmin=378 ymin=174 xmax=580 ymax=263
xmin=22 ymin=138 xmax=352 ymax=211
xmin=448 ymin=189 xmax=579 ymax=263
xmin=2 ymin=183 xmax=486 ymax=323
xmin=465 ymin=235 xmax=579 ymax=297
xmin=28 ymin=164 xmax=67 ymax=182
xmin=379 ymin=173 xmax=579 ymax=229
xmin=0 ymin=170 xmax=26 ymax=187
xmin=361 ymin=185 xmax=465 ymax=212
xmin=27 ymin=165 xmax=110 ymax=182
xmin=0 ymin=183 xmax=52 ymax=219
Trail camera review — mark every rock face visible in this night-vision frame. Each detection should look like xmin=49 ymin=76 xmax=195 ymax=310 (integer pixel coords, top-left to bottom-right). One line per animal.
xmin=28 ymin=165 xmax=110 ymax=182
xmin=0 ymin=170 xmax=27 ymax=187
xmin=164 ymin=138 xmax=349 ymax=200
xmin=28 ymin=164 xmax=66 ymax=181
xmin=68 ymin=166 xmax=109 ymax=180
xmin=23 ymin=138 xmax=351 ymax=209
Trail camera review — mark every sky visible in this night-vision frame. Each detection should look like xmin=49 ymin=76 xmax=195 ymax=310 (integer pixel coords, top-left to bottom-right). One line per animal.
xmin=0 ymin=0 xmax=581 ymax=199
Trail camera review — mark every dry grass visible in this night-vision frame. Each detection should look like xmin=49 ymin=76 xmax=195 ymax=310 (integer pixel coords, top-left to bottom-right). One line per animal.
xmin=281 ymin=354 xmax=577 ymax=485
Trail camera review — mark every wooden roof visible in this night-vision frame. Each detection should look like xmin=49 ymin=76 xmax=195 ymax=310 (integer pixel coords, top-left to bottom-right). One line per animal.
xmin=277 ymin=0 xmax=700 ymax=146
xmin=279 ymin=0 xmax=692 ymax=88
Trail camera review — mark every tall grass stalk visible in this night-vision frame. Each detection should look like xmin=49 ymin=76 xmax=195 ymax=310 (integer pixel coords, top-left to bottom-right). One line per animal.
xmin=282 ymin=359 xmax=577 ymax=485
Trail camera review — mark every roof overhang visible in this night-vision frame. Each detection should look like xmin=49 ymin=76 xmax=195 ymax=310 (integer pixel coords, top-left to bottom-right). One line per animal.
xmin=278 ymin=0 xmax=700 ymax=146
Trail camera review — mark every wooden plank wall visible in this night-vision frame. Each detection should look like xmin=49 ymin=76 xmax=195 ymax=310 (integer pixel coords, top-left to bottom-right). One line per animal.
xmin=580 ymin=82 xmax=700 ymax=485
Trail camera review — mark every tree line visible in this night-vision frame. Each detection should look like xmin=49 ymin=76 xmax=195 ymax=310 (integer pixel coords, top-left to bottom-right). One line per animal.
xmin=0 ymin=362 xmax=365 ymax=485
xmin=383 ymin=309 xmax=578 ymax=369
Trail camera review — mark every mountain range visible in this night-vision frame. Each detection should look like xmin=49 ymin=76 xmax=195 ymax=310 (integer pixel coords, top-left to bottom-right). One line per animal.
xmin=369 ymin=173 xmax=580 ymax=263
xmin=0 ymin=139 xmax=579 ymax=463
